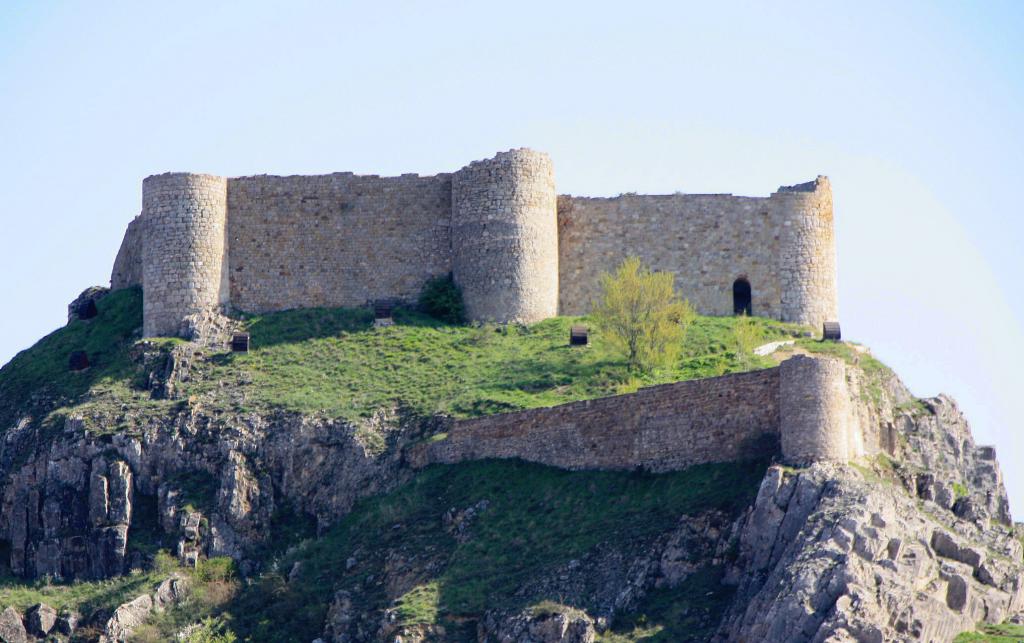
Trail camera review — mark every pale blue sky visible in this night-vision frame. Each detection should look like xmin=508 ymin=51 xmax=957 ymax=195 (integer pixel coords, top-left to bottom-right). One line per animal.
xmin=2 ymin=2 xmax=1022 ymax=512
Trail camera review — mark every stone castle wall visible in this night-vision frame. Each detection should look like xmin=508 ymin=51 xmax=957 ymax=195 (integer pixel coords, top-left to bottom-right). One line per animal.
xmin=556 ymin=176 xmax=837 ymax=329
xmin=774 ymin=177 xmax=838 ymax=328
xmin=111 ymin=149 xmax=837 ymax=338
xmin=226 ymin=172 xmax=453 ymax=313
xmin=779 ymin=354 xmax=857 ymax=463
xmin=452 ymin=149 xmax=559 ymax=323
xmin=110 ymin=214 xmax=144 ymax=290
xmin=412 ymin=355 xmax=857 ymax=472
xmin=557 ymin=193 xmax=784 ymax=320
xmin=140 ymin=173 xmax=228 ymax=337
xmin=416 ymin=368 xmax=782 ymax=472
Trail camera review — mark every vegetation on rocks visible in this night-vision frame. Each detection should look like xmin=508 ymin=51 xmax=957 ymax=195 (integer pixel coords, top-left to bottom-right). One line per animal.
xmin=138 ymin=458 xmax=766 ymax=642
xmin=954 ymin=622 xmax=1024 ymax=642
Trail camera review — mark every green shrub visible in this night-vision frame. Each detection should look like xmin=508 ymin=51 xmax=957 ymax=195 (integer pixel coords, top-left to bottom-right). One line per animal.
xmin=418 ymin=275 xmax=465 ymax=324
xmin=195 ymin=557 xmax=236 ymax=583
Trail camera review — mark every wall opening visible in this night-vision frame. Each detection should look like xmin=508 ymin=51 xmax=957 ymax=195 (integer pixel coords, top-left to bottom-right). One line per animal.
xmin=733 ymin=278 xmax=752 ymax=316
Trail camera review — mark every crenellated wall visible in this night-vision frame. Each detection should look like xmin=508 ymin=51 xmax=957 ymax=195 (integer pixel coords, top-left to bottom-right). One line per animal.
xmin=140 ymin=173 xmax=228 ymax=337
xmin=111 ymin=149 xmax=838 ymax=338
xmin=451 ymin=149 xmax=559 ymax=323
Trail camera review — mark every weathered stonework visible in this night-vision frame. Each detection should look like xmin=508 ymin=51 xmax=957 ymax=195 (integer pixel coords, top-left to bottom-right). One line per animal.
xmin=110 ymin=149 xmax=837 ymax=337
xmin=779 ymin=354 xmax=859 ymax=464
xmin=452 ymin=149 xmax=559 ymax=323
xmin=140 ymin=173 xmax=228 ymax=337
xmin=411 ymin=355 xmax=859 ymax=473
xmin=416 ymin=368 xmax=781 ymax=473
xmin=227 ymin=172 xmax=452 ymax=313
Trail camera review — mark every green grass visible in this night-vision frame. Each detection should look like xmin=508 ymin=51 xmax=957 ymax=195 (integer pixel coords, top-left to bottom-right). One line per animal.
xmin=0 ymin=291 xmax=805 ymax=430
xmin=0 ymin=287 xmax=156 ymax=431
xmin=0 ymin=568 xmax=163 ymax=615
xmin=394 ymin=582 xmax=440 ymax=626
xmin=955 ymin=622 xmax=1024 ymax=642
xmin=217 ymin=458 xmax=767 ymax=642
xmin=188 ymin=306 xmax=800 ymax=421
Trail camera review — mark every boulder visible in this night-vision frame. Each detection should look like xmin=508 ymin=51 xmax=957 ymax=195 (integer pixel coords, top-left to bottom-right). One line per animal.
xmin=102 ymin=593 xmax=153 ymax=642
xmin=0 ymin=607 xmax=27 ymax=643
xmin=55 ymin=611 xmax=79 ymax=636
xmin=24 ymin=603 xmax=57 ymax=637
xmin=153 ymin=575 xmax=190 ymax=611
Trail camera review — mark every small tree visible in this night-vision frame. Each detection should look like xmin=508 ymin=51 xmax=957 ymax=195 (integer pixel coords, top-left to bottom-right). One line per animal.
xmin=592 ymin=257 xmax=695 ymax=372
xmin=732 ymin=313 xmax=763 ymax=370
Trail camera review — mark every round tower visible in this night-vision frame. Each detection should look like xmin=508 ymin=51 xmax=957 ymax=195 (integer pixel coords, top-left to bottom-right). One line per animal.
xmin=771 ymin=176 xmax=838 ymax=332
xmin=450 ymin=149 xmax=559 ymax=324
xmin=779 ymin=354 xmax=852 ymax=464
xmin=141 ymin=173 xmax=229 ymax=337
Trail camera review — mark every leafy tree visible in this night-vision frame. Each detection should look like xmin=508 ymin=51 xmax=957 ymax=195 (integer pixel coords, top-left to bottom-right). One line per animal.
xmin=592 ymin=257 xmax=695 ymax=372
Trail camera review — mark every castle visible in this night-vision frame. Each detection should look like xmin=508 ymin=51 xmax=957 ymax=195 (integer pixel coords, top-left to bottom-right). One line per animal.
xmin=108 ymin=148 xmax=839 ymax=338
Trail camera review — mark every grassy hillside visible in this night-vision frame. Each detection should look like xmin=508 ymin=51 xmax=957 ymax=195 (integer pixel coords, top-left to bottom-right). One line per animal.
xmin=146 ymin=458 xmax=768 ymax=642
xmin=0 ymin=288 xmax=809 ymax=428
xmin=955 ymin=623 xmax=1024 ymax=642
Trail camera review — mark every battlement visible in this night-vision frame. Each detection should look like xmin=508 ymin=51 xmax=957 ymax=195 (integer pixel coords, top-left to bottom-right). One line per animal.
xmin=109 ymin=148 xmax=838 ymax=337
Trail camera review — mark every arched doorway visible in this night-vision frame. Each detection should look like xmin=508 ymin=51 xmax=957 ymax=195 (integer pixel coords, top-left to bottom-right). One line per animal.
xmin=733 ymin=278 xmax=752 ymax=316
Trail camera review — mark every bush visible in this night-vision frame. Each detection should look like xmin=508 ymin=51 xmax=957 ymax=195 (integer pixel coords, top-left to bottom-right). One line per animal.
xmin=195 ymin=557 xmax=236 ymax=583
xmin=592 ymin=257 xmax=695 ymax=373
xmin=418 ymin=275 xmax=465 ymax=324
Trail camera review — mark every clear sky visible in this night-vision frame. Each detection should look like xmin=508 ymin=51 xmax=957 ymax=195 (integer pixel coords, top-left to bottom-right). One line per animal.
xmin=2 ymin=2 xmax=1022 ymax=513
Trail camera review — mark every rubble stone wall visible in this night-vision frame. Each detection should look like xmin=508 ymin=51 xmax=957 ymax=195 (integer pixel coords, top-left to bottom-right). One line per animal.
xmin=557 ymin=176 xmax=837 ymax=330
xmin=141 ymin=173 xmax=228 ymax=337
xmin=226 ymin=172 xmax=453 ymax=313
xmin=110 ymin=214 xmax=143 ymax=290
xmin=417 ymin=368 xmax=782 ymax=472
xmin=451 ymin=148 xmax=559 ymax=323
xmin=114 ymin=149 xmax=837 ymax=337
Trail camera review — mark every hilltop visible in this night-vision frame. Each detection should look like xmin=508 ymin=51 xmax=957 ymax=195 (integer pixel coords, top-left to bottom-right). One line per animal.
xmin=0 ymin=289 xmax=1019 ymax=642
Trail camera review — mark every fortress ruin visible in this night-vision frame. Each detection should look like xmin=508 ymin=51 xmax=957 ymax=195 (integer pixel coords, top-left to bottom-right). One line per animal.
xmin=109 ymin=148 xmax=839 ymax=337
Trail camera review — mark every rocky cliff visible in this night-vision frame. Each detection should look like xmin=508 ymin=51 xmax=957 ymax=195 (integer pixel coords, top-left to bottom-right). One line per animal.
xmin=0 ymin=289 xmax=1019 ymax=642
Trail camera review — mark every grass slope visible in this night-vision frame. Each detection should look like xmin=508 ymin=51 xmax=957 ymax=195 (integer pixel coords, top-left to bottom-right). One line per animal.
xmin=177 ymin=458 xmax=768 ymax=642
xmin=184 ymin=307 xmax=803 ymax=421
xmin=955 ymin=623 xmax=1024 ymax=642
xmin=0 ymin=290 xmax=809 ymax=428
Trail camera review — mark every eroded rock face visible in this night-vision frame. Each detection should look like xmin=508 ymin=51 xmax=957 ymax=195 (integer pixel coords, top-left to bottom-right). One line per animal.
xmin=0 ymin=404 xmax=421 ymax=580
xmin=716 ymin=462 xmax=1023 ymax=642
xmin=0 ymin=607 xmax=27 ymax=643
xmin=479 ymin=608 xmax=596 ymax=643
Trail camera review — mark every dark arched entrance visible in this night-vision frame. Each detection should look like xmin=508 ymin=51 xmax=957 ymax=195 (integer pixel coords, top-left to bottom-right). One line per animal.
xmin=733 ymin=278 xmax=752 ymax=316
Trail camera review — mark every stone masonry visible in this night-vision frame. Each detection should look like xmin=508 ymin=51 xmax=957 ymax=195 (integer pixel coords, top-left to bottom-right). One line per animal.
xmin=411 ymin=355 xmax=861 ymax=472
xmin=140 ymin=173 xmax=228 ymax=337
xmin=109 ymin=148 xmax=839 ymax=338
